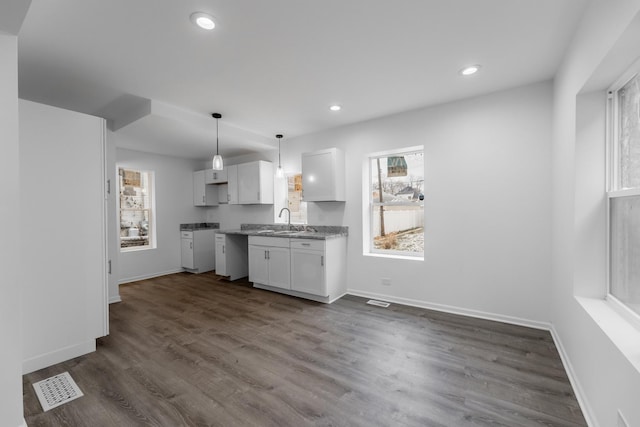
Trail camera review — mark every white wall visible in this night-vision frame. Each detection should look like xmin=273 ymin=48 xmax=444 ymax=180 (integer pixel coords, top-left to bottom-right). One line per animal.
xmin=552 ymin=1 xmax=640 ymax=426
xmin=199 ymin=82 xmax=551 ymax=326
xmin=20 ymin=100 xmax=107 ymax=374
xmin=0 ymin=32 xmax=25 ymax=427
xmin=115 ymin=144 xmax=206 ymax=283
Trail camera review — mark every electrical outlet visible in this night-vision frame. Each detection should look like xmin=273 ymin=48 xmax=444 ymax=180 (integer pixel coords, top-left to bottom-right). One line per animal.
xmin=381 ymin=278 xmax=392 ymax=286
xmin=618 ymin=410 xmax=629 ymax=427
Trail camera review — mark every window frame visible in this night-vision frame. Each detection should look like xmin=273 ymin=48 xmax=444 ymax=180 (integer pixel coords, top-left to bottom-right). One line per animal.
xmin=118 ymin=167 xmax=156 ymax=252
xmin=605 ymin=58 xmax=640 ymax=324
xmin=366 ymin=146 xmax=424 ymax=259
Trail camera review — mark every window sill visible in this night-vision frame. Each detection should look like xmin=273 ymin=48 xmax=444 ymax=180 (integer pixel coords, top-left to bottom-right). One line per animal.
xmin=121 ymin=246 xmax=155 ymax=253
xmin=363 ymin=252 xmax=424 ymax=261
xmin=576 ymin=296 xmax=640 ymax=373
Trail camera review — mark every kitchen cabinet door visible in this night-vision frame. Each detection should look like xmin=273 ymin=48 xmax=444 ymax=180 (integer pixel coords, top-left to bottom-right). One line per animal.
xmin=248 ymin=245 xmax=269 ymax=285
xmin=204 ymin=168 xmax=228 ymax=184
xmin=238 ymin=161 xmax=273 ymax=204
xmin=193 ymin=170 xmax=218 ymax=206
xmin=301 ymin=148 xmax=345 ymax=202
xmin=215 ymin=238 xmax=226 ymax=275
xmin=181 ymin=238 xmax=194 ymax=269
xmin=291 ymin=249 xmax=326 ymax=296
xmin=266 ymin=246 xmax=291 ymax=290
xmin=227 ymin=164 xmax=238 ymax=204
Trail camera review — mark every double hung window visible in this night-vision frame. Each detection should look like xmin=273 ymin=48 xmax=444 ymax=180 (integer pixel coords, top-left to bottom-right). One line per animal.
xmin=608 ymin=65 xmax=640 ymax=318
xmin=119 ymin=168 xmax=155 ymax=251
xmin=367 ymin=147 xmax=424 ymax=258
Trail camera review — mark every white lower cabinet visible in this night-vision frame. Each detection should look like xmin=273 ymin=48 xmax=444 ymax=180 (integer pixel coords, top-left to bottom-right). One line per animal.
xmin=248 ymin=236 xmax=290 ymax=289
xmin=181 ymin=230 xmax=216 ymax=273
xmin=215 ymin=233 xmax=248 ymax=280
xmin=248 ymin=236 xmax=347 ymax=303
xmin=290 ymin=240 xmax=326 ymax=297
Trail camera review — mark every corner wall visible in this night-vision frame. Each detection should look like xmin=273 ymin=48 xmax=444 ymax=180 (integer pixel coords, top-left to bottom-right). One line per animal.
xmin=0 ymin=32 xmax=25 ymax=427
xmin=115 ymin=144 xmax=207 ymax=283
xmin=282 ymin=81 xmax=554 ymax=325
xmin=551 ymin=1 xmax=640 ymax=426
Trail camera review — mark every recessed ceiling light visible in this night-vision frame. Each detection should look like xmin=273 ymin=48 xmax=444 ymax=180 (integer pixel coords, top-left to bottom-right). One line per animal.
xmin=190 ymin=12 xmax=215 ymax=30
xmin=329 ymin=105 xmax=342 ymax=112
xmin=460 ymin=65 xmax=481 ymax=76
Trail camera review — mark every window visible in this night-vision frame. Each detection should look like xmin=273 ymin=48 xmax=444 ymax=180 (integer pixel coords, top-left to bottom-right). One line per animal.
xmin=287 ymin=173 xmax=307 ymax=224
xmin=367 ymin=147 xmax=424 ymax=257
xmin=607 ymin=64 xmax=640 ymax=318
xmin=119 ymin=168 xmax=155 ymax=251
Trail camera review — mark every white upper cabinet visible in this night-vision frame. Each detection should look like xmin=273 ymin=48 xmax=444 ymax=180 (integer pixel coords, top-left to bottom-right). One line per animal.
xmin=226 ymin=164 xmax=238 ymax=204
xmin=238 ymin=160 xmax=274 ymax=204
xmin=193 ymin=170 xmax=218 ymax=206
xmin=204 ymin=168 xmax=228 ymax=184
xmin=301 ymin=147 xmax=345 ymax=202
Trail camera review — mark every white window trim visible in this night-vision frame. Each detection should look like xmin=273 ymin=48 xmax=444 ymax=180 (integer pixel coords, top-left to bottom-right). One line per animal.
xmin=365 ymin=146 xmax=424 ymax=259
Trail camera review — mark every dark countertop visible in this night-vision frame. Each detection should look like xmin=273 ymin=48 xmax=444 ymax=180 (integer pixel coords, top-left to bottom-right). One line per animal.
xmin=217 ymin=224 xmax=348 ymax=240
xmin=180 ymin=222 xmax=220 ymax=231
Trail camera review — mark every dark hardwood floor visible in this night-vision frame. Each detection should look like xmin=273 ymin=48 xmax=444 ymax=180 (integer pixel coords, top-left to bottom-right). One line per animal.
xmin=23 ymin=272 xmax=587 ymax=426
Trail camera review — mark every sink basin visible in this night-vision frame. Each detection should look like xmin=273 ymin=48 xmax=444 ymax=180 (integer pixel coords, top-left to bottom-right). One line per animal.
xmin=273 ymin=230 xmax=300 ymax=235
xmin=256 ymin=229 xmax=275 ymax=234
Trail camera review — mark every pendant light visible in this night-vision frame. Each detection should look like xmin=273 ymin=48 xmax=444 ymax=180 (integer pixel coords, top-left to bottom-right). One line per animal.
xmin=275 ymin=134 xmax=284 ymax=178
xmin=211 ymin=113 xmax=223 ymax=170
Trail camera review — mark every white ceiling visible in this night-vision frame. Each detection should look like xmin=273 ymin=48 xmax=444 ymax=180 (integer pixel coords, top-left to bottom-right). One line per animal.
xmin=17 ymin=0 xmax=588 ymax=159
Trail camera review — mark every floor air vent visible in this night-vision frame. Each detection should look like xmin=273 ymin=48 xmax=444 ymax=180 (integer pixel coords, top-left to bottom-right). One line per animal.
xmin=33 ymin=371 xmax=84 ymax=411
xmin=367 ymin=299 xmax=390 ymax=308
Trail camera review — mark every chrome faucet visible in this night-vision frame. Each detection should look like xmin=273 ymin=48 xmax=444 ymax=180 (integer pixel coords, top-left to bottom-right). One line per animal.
xmin=279 ymin=207 xmax=291 ymax=229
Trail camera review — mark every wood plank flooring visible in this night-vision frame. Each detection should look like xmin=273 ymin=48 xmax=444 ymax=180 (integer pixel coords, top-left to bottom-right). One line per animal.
xmin=23 ymin=272 xmax=587 ymax=426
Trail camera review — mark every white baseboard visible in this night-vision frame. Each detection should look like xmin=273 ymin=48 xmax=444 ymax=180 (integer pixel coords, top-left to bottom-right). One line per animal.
xmin=549 ymin=325 xmax=598 ymax=427
xmin=346 ymin=288 xmax=551 ymax=330
xmin=22 ymin=339 xmax=96 ymax=375
xmin=118 ymin=268 xmax=183 ymax=285
xmin=109 ymin=295 xmax=122 ymax=304
xmin=19 ymin=419 xmax=27 ymax=427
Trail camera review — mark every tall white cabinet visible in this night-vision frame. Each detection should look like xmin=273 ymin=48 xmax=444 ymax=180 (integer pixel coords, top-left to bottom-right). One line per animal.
xmin=19 ymin=99 xmax=108 ymax=373
xmin=301 ymin=147 xmax=345 ymax=202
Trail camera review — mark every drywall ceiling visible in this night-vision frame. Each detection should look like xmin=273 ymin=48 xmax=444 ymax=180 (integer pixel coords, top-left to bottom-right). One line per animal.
xmin=17 ymin=0 xmax=588 ymax=159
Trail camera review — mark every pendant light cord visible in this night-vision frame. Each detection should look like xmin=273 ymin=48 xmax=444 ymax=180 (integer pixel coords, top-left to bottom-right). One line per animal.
xmin=216 ymin=117 xmax=219 ymax=155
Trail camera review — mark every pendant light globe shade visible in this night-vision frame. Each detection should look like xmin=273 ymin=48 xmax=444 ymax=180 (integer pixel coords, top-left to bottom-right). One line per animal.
xmin=212 ymin=154 xmax=223 ymax=170
xmin=212 ymin=113 xmax=223 ymax=170
xmin=275 ymin=134 xmax=284 ymax=178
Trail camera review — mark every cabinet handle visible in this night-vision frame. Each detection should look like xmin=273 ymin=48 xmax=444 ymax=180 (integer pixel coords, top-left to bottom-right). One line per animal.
xmin=213 ymin=172 xmax=217 ymax=180
xmin=108 ymin=259 xmax=112 ymax=274
xmin=264 ymin=250 xmax=267 ymax=260
xmin=222 ymin=245 xmax=225 ymax=254
xmin=257 ymin=191 xmax=260 ymax=200
xmin=227 ymin=193 xmax=230 ymax=201
xmin=202 ymin=195 xmax=205 ymax=203
xmin=107 ymin=179 xmax=111 ymax=195
xmin=190 ymin=242 xmax=193 ymax=249
xmin=301 ymin=243 xmax=310 ymax=247
xmin=321 ymin=255 xmax=324 ymax=266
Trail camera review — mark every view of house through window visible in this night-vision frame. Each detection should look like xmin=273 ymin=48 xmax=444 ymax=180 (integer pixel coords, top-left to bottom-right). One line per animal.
xmin=287 ymin=173 xmax=307 ymax=224
xmin=608 ymin=66 xmax=640 ymax=317
xmin=119 ymin=168 xmax=154 ymax=251
xmin=368 ymin=148 xmax=424 ymax=256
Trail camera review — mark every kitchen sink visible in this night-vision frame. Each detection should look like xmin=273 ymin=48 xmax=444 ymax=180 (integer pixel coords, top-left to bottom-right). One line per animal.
xmin=256 ymin=229 xmax=275 ymax=234
xmin=273 ymin=230 xmax=300 ymax=235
